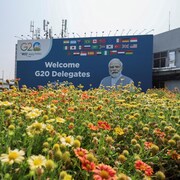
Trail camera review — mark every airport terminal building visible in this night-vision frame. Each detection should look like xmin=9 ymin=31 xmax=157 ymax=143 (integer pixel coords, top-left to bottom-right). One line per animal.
xmin=153 ymin=28 xmax=180 ymax=90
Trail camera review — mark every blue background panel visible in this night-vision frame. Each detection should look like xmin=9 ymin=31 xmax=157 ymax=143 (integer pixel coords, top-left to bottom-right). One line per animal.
xmin=16 ymin=35 xmax=153 ymax=91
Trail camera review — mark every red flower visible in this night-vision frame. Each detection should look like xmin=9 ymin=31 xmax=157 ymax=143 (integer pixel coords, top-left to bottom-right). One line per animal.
xmin=98 ymin=121 xmax=111 ymax=130
xmin=135 ymin=160 xmax=153 ymax=176
xmin=93 ymin=164 xmax=117 ymax=180
xmin=81 ymin=159 xmax=96 ymax=172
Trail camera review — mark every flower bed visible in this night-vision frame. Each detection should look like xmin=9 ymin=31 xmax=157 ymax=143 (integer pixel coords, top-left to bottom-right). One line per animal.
xmin=0 ymin=84 xmax=179 ymax=179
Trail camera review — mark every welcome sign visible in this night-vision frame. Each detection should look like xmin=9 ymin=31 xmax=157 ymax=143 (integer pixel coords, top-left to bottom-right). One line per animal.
xmin=16 ymin=35 xmax=153 ymax=91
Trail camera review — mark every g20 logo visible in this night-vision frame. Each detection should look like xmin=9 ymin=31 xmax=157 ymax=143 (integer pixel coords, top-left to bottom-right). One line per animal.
xmin=20 ymin=42 xmax=41 ymax=51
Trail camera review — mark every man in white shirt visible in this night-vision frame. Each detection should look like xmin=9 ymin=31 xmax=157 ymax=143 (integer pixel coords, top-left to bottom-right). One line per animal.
xmin=99 ymin=58 xmax=134 ymax=89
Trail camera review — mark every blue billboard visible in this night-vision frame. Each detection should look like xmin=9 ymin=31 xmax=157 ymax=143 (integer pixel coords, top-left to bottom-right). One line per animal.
xmin=16 ymin=35 xmax=153 ymax=91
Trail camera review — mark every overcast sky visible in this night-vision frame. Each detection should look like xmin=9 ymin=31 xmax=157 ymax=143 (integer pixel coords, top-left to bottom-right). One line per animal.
xmin=0 ymin=0 xmax=180 ymax=80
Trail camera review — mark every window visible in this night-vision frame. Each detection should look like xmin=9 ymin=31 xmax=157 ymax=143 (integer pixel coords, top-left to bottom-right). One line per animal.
xmin=168 ymin=51 xmax=176 ymax=67
xmin=153 ymin=51 xmax=167 ymax=68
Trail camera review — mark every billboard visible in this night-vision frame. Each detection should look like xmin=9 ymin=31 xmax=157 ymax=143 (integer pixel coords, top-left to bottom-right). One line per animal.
xmin=16 ymin=35 xmax=153 ymax=91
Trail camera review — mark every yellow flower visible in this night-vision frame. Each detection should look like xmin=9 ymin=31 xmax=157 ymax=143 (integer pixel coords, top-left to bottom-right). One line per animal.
xmin=46 ymin=119 xmax=55 ymax=123
xmin=56 ymin=117 xmax=65 ymax=123
xmin=26 ymin=121 xmax=46 ymax=136
xmin=114 ymin=127 xmax=124 ymax=136
xmin=21 ymin=107 xmax=42 ymax=119
xmin=0 ymin=148 xmax=25 ymax=165
xmin=0 ymin=101 xmax=13 ymax=107
xmin=28 ymin=155 xmax=47 ymax=170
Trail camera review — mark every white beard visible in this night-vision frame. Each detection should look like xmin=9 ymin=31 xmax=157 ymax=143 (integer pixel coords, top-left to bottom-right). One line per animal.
xmin=109 ymin=71 xmax=121 ymax=78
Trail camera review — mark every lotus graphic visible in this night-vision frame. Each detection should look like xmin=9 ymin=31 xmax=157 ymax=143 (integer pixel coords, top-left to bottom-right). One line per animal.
xmin=33 ymin=42 xmax=41 ymax=51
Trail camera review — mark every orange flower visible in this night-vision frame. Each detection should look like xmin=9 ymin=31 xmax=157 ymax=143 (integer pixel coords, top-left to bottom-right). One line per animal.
xmin=81 ymin=159 xmax=96 ymax=172
xmin=61 ymin=88 xmax=69 ymax=94
xmin=93 ymin=164 xmax=117 ymax=180
xmin=81 ymin=92 xmax=89 ymax=100
xmin=74 ymin=148 xmax=88 ymax=161
xmin=68 ymin=107 xmax=75 ymax=113
xmin=144 ymin=142 xmax=153 ymax=149
xmin=98 ymin=121 xmax=111 ymax=130
xmin=135 ymin=160 xmax=153 ymax=176
xmin=153 ymin=128 xmax=166 ymax=138
xmin=88 ymin=123 xmax=99 ymax=131
xmin=167 ymin=150 xmax=180 ymax=160
xmin=51 ymin=100 xmax=59 ymax=104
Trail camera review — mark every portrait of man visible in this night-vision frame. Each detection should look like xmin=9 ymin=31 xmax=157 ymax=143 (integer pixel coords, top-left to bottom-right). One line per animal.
xmin=99 ymin=58 xmax=134 ymax=89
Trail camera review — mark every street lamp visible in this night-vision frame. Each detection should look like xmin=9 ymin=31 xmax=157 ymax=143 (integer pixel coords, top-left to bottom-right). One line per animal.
xmin=14 ymin=36 xmax=23 ymax=40
xmin=126 ymin=29 xmax=131 ymax=35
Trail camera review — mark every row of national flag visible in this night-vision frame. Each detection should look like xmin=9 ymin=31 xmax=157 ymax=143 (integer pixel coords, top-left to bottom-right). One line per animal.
xmin=64 ymin=43 xmax=138 ymax=51
xmin=67 ymin=50 xmax=134 ymax=56
xmin=63 ymin=37 xmax=138 ymax=44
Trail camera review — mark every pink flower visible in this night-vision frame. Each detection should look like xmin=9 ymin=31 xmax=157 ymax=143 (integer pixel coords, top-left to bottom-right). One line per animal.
xmin=74 ymin=148 xmax=88 ymax=161
xmin=93 ymin=164 xmax=117 ymax=180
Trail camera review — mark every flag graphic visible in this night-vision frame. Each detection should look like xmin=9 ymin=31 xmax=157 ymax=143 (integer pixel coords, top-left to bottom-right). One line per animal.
xmin=73 ymin=52 xmax=80 ymax=55
xmin=117 ymin=51 xmax=125 ymax=54
xmin=99 ymin=39 xmax=106 ymax=44
xmin=80 ymin=51 xmax=87 ymax=56
xmin=122 ymin=39 xmax=129 ymax=43
xmin=110 ymin=50 xmax=117 ymax=55
xmin=77 ymin=40 xmax=82 ymax=43
xmin=70 ymin=40 xmax=77 ymax=44
xmin=70 ymin=46 xmax=76 ymax=50
xmin=64 ymin=46 xmax=69 ymax=50
xmin=92 ymin=39 xmax=98 ymax=44
xmin=99 ymin=45 xmax=106 ymax=49
xmin=130 ymin=38 xmax=138 ymax=43
xmin=96 ymin=51 xmax=102 ymax=55
xmin=84 ymin=39 xmax=91 ymax=44
xmin=92 ymin=45 xmax=99 ymax=50
xmin=83 ymin=45 xmax=91 ymax=50
xmin=126 ymin=50 xmax=133 ymax=55
xmin=103 ymin=50 xmax=109 ymax=55
xmin=106 ymin=44 xmax=113 ymax=49
xmin=63 ymin=40 xmax=69 ymax=44
xmin=116 ymin=38 xmax=121 ymax=43
xmin=130 ymin=44 xmax=138 ymax=48
xmin=88 ymin=51 xmax=95 ymax=56
xmin=114 ymin=44 xmax=121 ymax=49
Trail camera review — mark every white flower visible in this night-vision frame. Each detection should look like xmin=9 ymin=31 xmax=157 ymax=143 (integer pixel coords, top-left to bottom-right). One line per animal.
xmin=27 ymin=155 xmax=47 ymax=170
xmin=0 ymin=148 xmax=25 ymax=165
xmin=60 ymin=136 xmax=74 ymax=147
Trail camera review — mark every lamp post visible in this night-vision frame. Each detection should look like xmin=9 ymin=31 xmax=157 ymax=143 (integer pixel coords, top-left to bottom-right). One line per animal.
xmin=14 ymin=36 xmax=23 ymax=40
xmin=114 ymin=30 xmax=118 ymax=36
xmin=27 ymin=35 xmax=33 ymax=39
xmin=145 ymin=29 xmax=154 ymax=34
xmin=133 ymin=30 xmax=138 ymax=35
xmin=102 ymin=31 xmax=104 ymax=37
xmin=126 ymin=29 xmax=131 ymax=35
xmin=139 ymin=29 xmax=146 ymax=35
xmin=121 ymin=29 xmax=125 ymax=36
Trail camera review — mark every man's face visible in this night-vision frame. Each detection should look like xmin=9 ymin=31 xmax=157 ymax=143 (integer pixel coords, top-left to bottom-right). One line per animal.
xmin=109 ymin=61 xmax=122 ymax=78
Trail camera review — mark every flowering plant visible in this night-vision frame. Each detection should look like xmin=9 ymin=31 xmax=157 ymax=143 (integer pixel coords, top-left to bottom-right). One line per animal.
xmin=0 ymin=84 xmax=179 ymax=179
